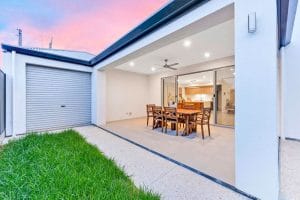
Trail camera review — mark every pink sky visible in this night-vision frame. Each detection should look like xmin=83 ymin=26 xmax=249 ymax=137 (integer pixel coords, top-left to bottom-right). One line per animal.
xmin=0 ymin=0 xmax=169 ymax=64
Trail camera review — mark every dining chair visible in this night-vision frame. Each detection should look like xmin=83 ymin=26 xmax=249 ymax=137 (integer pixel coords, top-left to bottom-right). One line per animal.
xmin=146 ymin=104 xmax=155 ymax=126
xmin=164 ymin=107 xmax=179 ymax=136
xmin=152 ymin=106 xmax=164 ymax=132
xmin=190 ymin=108 xmax=212 ymax=139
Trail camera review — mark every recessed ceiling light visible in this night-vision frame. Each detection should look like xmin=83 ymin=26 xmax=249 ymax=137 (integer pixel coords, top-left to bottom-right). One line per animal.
xmin=204 ymin=52 xmax=210 ymax=58
xmin=183 ymin=40 xmax=192 ymax=47
xmin=233 ymin=72 xmax=236 ymax=75
xmin=151 ymin=67 xmax=156 ymax=72
xmin=230 ymin=68 xmax=234 ymax=71
xmin=129 ymin=61 xmax=135 ymax=67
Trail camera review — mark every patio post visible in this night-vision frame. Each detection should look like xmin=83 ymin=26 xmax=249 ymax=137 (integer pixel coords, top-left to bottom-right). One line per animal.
xmin=235 ymin=0 xmax=279 ymax=199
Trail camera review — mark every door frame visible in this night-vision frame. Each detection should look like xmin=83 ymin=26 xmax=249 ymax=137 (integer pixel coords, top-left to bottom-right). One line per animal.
xmin=161 ymin=65 xmax=235 ymax=128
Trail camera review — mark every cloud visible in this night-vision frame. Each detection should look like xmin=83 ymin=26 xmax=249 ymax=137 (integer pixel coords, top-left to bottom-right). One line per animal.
xmin=0 ymin=0 xmax=168 ymax=58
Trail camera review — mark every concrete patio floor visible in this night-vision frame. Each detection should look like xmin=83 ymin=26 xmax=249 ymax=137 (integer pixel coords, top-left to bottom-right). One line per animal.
xmin=74 ymin=125 xmax=247 ymax=200
xmin=104 ymin=117 xmax=235 ymax=185
xmin=280 ymin=139 xmax=300 ymax=200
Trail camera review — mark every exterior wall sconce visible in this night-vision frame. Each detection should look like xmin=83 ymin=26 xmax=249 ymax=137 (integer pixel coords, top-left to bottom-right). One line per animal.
xmin=248 ymin=12 xmax=257 ymax=33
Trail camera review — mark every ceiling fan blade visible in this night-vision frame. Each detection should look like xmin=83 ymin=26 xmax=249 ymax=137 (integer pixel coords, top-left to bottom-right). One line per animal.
xmin=168 ymin=63 xmax=179 ymax=67
xmin=165 ymin=66 xmax=177 ymax=70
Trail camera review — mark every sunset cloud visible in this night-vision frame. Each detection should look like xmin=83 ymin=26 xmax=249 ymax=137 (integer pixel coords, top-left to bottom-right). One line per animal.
xmin=0 ymin=0 xmax=168 ymax=57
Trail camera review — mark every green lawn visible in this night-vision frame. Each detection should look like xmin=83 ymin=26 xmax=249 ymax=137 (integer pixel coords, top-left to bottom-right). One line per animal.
xmin=0 ymin=130 xmax=159 ymax=200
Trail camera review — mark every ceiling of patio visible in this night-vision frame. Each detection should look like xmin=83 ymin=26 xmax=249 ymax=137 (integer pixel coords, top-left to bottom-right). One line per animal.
xmin=115 ymin=19 xmax=234 ymax=75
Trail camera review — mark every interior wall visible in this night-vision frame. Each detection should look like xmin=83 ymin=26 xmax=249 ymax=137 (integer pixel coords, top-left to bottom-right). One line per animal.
xmin=282 ymin=4 xmax=300 ymax=140
xmin=148 ymin=56 xmax=234 ymax=105
xmin=106 ymin=69 xmax=149 ymax=122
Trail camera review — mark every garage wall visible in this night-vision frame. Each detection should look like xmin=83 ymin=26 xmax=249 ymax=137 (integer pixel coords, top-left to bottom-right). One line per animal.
xmin=106 ymin=69 xmax=149 ymax=122
xmin=2 ymin=52 xmax=93 ymax=136
xmin=282 ymin=4 xmax=300 ymax=140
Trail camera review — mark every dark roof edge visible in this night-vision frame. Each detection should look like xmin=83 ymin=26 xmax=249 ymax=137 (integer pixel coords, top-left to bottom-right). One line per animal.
xmin=90 ymin=0 xmax=209 ymax=66
xmin=1 ymin=44 xmax=92 ymax=67
xmin=279 ymin=0 xmax=298 ymax=47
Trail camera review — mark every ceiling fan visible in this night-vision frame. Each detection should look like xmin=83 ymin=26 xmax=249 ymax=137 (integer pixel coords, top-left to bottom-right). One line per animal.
xmin=161 ymin=59 xmax=179 ymax=70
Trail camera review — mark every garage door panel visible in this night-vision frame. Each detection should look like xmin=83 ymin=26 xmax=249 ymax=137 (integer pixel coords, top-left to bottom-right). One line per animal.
xmin=26 ymin=65 xmax=91 ymax=132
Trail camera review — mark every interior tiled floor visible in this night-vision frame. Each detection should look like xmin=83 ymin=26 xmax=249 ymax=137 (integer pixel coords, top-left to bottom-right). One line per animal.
xmin=104 ymin=117 xmax=235 ymax=185
xmin=211 ymin=111 xmax=235 ymax=127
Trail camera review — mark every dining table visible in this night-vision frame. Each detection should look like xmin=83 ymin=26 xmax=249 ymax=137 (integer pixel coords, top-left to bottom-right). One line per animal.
xmin=177 ymin=109 xmax=201 ymax=136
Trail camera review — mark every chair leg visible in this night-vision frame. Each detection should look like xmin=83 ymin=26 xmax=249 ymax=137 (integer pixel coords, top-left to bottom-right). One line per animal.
xmin=176 ymin=122 xmax=178 ymax=136
xmin=152 ymin=118 xmax=155 ymax=129
xmin=201 ymin=124 xmax=204 ymax=139
xmin=147 ymin=116 xmax=149 ymax=126
xmin=208 ymin=123 xmax=211 ymax=137
xmin=165 ymin=121 xmax=167 ymax=133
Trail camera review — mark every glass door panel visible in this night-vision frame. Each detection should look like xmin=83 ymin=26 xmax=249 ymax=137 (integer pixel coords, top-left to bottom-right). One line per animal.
xmin=177 ymin=71 xmax=214 ymax=110
xmin=215 ymin=67 xmax=235 ymax=126
xmin=162 ymin=76 xmax=177 ymax=107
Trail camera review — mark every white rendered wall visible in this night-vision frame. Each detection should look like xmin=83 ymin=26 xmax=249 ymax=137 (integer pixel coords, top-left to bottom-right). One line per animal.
xmin=282 ymin=4 xmax=300 ymax=140
xmin=92 ymin=69 xmax=106 ymax=126
xmin=3 ymin=52 xmax=92 ymax=136
xmin=235 ymin=1 xmax=279 ymax=199
xmin=105 ymin=69 xmax=149 ymax=122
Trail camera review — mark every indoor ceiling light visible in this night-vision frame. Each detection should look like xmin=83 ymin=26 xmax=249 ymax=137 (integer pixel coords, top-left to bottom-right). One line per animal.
xmin=129 ymin=61 xmax=135 ymax=67
xmin=183 ymin=40 xmax=192 ymax=47
xmin=230 ymin=68 xmax=234 ymax=71
xmin=151 ymin=67 xmax=156 ymax=72
xmin=204 ymin=52 xmax=210 ymax=58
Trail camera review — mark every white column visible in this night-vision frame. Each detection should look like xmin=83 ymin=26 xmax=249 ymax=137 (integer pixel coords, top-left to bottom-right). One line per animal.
xmin=91 ymin=69 xmax=106 ymax=126
xmin=235 ymin=1 xmax=279 ymax=199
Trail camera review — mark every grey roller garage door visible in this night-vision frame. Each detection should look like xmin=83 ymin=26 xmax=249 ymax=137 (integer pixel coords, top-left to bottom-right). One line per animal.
xmin=26 ymin=65 xmax=91 ymax=132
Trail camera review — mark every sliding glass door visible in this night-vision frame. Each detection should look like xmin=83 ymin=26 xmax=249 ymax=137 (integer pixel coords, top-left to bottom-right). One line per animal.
xmin=215 ymin=67 xmax=235 ymax=126
xmin=177 ymin=71 xmax=214 ymax=109
xmin=162 ymin=76 xmax=177 ymax=107
xmin=161 ymin=66 xmax=235 ymax=127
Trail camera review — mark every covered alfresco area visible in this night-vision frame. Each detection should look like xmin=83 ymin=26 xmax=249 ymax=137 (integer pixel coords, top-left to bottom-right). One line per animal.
xmin=97 ymin=4 xmax=236 ymax=187
xmin=92 ymin=1 xmax=281 ymax=199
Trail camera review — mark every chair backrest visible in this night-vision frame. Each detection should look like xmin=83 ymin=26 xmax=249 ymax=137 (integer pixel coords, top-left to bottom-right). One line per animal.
xmin=164 ymin=107 xmax=177 ymax=118
xmin=202 ymin=108 xmax=211 ymax=122
xmin=146 ymin=104 xmax=155 ymax=112
xmin=153 ymin=106 xmax=162 ymax=116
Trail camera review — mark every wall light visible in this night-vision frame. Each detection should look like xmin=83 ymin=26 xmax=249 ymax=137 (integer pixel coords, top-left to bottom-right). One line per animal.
xmin=248 ymin=12 xmax=256 ymax=33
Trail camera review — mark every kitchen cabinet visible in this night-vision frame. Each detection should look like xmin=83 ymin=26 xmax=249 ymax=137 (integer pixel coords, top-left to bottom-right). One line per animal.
xmin=185 ymin=86 xmax=213 ymax=95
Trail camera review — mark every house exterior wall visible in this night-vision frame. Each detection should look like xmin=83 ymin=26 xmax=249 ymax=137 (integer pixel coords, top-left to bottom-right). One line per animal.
xmin=2 ymin=51 xmax=92 ymax=136
xmin=91 ymin=69 xmax=106 ymax=126
xmin=282 ymin=4 xmax=300 ymax=140
xmin=235 ymin=0 xmax=279 ymax=199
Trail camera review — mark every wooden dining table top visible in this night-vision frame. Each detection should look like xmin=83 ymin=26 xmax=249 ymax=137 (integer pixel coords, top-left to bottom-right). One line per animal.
xmin=176 ymin=109 xmax=201 ymax=115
